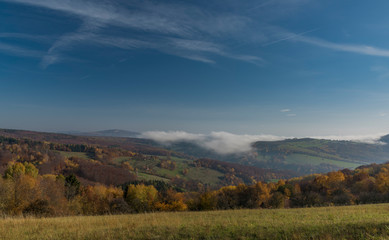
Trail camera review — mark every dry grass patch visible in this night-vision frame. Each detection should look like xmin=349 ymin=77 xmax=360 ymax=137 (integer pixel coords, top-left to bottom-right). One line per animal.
xmin=0 ymin=204 xmax=388 ymax=239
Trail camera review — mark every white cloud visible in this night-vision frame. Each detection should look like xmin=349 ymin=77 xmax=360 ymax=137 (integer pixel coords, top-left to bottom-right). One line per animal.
xmin=4 ymin=0 xmax=261 ymax=67
xmin=263 ymin=26 xmax=389 ymax=58
xmin=140 ymin=131 xmax=388 ymax=155
xmin=309 ymin=133 xmax=386 ymax=145
xmin=0 ymin=41 xmax=43 ymax=58
xmin=6 ymin=0 xmax=389 ymax=67
xmin=0 ymin=33 xmax=54 ymax=43
xmin=165 ymin=38 xmax=263 ymax=64
xmin=262 ymin=28 xmax=318 ymax=47
xmin=280 ymin=109 xmax=296 ymax=117
xmin=169 ymin=38 xmax=224 ymax=54
xmin=370 ymin=66 xmax=389 ymax=81
xmin=140 ymin=131 xmax=286 ymax=154
xmin=295 ymin=36 xmax=389 ymax=57
xmin=41 ymin=20 xmax=103 ymax=68
xmin=140 ymin=131 xmax=205 ymax=143
xmin=205 ymin=131 xmax=285 ymax=154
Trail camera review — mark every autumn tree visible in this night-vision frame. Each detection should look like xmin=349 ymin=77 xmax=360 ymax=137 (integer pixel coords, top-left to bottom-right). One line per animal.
xmin=65 ymin=174 xmax=80 ymax=200
xmin=125 ymin=184 xmax=158 ymax=212
xmin=80 ymin=185 xmax=124 ymax=215
xmin=155 ymin=189 xmax=187 ymax=211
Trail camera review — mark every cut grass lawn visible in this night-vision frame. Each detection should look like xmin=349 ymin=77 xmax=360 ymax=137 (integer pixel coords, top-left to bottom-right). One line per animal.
xmin=1 ymin=204 xmax=389 ymax=239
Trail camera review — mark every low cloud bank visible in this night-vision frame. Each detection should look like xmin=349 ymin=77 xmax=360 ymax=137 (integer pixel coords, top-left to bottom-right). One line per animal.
xmin=139 ymin=131 xmax=388 ymax=155
xmin=310 ymin=133 xmax=386 ymax=145
xmin=140 ymin=131 xmax=286 ymax=154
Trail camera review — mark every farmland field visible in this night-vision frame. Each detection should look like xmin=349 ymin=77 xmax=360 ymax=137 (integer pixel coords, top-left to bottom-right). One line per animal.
xmin=1 ymin=204 xmax=389 ymax=240
xmin=114 ymin=154 xmax=226 ymax=186
xmin=285 ymin=153 xmax=362 ymax=168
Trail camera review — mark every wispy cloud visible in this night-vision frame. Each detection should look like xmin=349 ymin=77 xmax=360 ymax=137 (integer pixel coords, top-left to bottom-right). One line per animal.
xmin=168 ymin=38 xmax=224 ymax=55
xmin=263 ymin=26 xmax=389 ymax=58
xmin=0 ymin=41 xmax=43 ymax=58
xmin=3 ymin=0 xmax=261 ymax=67
xmin=280 ymin=108 xmax=296 ymax=117
xmin=262 ymin=28 xmax=318 ymax=47
xmin=370 ymin=66 xmax=389 ymax=81
xmin=0 ymin=33 xmax=54 ymax=43
xmin=165 ymin=38 xmax=263 ymax=64
xmin=40 ymin=20 xmax=102 ymax=68
xmin=295 ymin=36 xmax=389 ymax=57
xmin=6 ymin=0 xmax=389 ymax=67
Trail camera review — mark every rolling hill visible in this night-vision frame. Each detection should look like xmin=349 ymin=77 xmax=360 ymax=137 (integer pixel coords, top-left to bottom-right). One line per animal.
xmin=1 ymin=128 xmax=389 ymax=178
xmin=151 ymin=136 xmax=389 ymax=175
xmin=250 ymin=137 xmax=389 ymax=174
xmin=0 ymin=129 xmax=292 ymax=190
xmin=62 ymin=129 xmax=140 ymax=138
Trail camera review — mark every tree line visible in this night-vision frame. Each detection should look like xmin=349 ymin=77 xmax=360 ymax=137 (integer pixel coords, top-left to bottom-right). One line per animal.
xmin=1 ymin=136 xmax=389 ymax=217
xmin=1 ymin=159 xmax=389 ymax=217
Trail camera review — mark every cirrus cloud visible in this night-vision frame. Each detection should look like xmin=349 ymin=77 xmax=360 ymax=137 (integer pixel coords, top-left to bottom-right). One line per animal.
xmin=2 ymin=0 xmax=262 ymax=67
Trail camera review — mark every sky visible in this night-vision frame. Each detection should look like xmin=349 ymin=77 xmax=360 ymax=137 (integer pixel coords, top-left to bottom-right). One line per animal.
xmin=1 ymin=0 xmax=389 ymax=140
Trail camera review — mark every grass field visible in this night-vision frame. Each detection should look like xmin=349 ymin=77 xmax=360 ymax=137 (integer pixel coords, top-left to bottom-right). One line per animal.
xmin=285 ymin=154 xmax=362 ymax=169
xmin=1 ymin=204 xmax=389 ymax=239
xmin=136 ymin=172 xmax=170 ymax=182
xmin=56 ymin=151 xmax=89 ymax=159
xmin=114 ymin=154 xmax=226 ymax=187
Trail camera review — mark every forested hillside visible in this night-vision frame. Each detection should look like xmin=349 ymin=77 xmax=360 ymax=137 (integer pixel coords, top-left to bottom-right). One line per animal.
xmin=1 ymin=132 xmax=389 ymax=216
xmin=0 ymin=134 xmax=290 ymax=190
xmin=2 ymin=128 xmax=389 ymax=177
xmin=155 ymin=136 xmax=389 ymax=175
xmin=250 ymin=138 xmax=389 ymax=174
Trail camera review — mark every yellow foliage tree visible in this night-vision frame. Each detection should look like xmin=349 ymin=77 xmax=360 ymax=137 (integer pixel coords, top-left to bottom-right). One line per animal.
xmin=126 ymin=184 xmax=158 ymax=212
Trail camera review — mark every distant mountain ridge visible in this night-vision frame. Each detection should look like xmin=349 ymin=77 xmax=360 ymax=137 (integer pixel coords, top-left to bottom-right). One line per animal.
xmin=380 ymin=134 xmax=389 ymax=144
xmin=62 ymin=129 xmax=139 ymax=138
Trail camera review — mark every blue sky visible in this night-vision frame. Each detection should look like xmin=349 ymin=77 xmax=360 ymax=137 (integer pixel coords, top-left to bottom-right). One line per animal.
xmin=1 ymin=0 xmax=389 ymax=138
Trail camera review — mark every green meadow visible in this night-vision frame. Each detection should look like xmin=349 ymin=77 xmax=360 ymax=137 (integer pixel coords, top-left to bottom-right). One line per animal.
xmin=1 ymin=204 xmax=389 ymax=240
